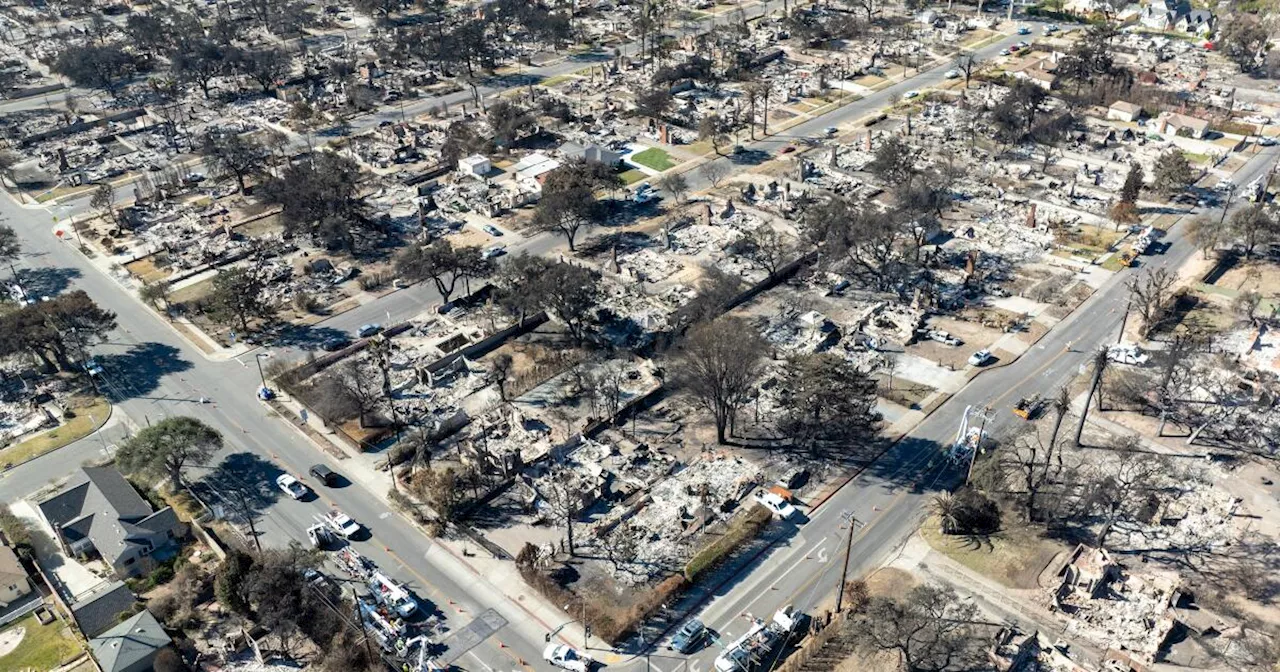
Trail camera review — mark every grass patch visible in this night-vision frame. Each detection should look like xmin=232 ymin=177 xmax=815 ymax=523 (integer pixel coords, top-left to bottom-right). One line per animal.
xmin=630 ymin=147 xmax=677 ymax=172
xmin=1 ymin=397 xmax=111 ymax=467
xmin=539 ymin=74 xmax=576 ymax=88
xmin=0 ymin=613 xmax=83 ymax=672
xmin=125 ymin=257 xmax=171 ymax=285
xmin=168 ymin=276 xmax=216 ymax=306
xmin=619 ymin=169 xmax=648 ymax=185
xmin=919 ymin=514 xmax=1066 ymax=589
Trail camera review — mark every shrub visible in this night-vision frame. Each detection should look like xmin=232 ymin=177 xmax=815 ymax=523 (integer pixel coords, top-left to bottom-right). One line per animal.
xmin=0 ymin=504 xmax=34 ymax=552
xmin=358 ymin=272 xmax=387 ymax=291
xmin=293 ymin=292 xmax=322 ymax=314
xmin=684 ymin=505 xmax=772 ymax=583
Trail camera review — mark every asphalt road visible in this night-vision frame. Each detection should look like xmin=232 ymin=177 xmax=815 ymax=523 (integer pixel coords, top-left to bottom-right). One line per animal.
xmin=6 ymin=12 xmax=1265 ymax=672
xmin=0 ymin=19 xmax=1044 ymax=672
xmin=668 ymin=144 xmax=1280 ymax=672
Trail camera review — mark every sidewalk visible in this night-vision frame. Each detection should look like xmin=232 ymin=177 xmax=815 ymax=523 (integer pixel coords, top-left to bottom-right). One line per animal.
xmin=263 ymin=389 xmax=620 ymax=659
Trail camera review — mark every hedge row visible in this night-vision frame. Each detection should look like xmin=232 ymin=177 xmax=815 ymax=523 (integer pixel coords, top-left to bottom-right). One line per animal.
xmin=684 ymin=505 xmax=773 ymax=583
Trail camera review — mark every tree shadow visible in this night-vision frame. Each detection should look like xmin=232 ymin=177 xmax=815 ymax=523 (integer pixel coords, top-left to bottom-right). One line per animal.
xmin=191 ymin=451 xmax=287 ymax=524
xmin=266 ymin=322 xmax=355 ymax=350
xmin=15 ymin=266 xmax=82 ymax=298
xmin=94 ymin=342 xmax=194 ymax=402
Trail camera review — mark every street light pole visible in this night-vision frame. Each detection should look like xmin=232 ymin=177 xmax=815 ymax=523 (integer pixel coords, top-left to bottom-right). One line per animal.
xmin=254 ymin=353 xmax=268 ymax=391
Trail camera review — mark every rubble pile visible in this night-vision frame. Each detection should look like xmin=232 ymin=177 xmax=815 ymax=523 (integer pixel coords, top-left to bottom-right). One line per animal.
xmin=590 ymin=454 xmax=761 ymax=586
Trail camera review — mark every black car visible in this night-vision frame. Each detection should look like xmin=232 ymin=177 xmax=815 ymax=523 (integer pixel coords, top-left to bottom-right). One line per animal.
xmin=669 ymin=619 xmax=706 ymax=654
xmin=309 ymin=464 xmax=338 ymax=486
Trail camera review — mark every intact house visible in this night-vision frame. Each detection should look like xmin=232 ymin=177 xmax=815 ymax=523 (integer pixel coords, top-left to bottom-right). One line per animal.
xmin=1140 ymin=0 xmax=1214 ymax=36
xmin=559 ymin=141 xmax=622 ymax=167
xmin=72 ymin=582 xmax=140 ymax=638
xmin=1156 ymin=111 xmax=1211 ymax=139
xmin=37 ymin=467 xmax=183 ymax=579
xmin=1107 ymin=101 xmax=1144 ymax=123
xmin=90 ymin=608 xmax=173 ymax=672
xmin=0 ymin=542 xmax=33 ymax=610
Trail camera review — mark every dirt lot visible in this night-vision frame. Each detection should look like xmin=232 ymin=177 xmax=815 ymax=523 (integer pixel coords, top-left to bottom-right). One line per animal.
xmin=905 ymin=316 xmax=1002 ymax=369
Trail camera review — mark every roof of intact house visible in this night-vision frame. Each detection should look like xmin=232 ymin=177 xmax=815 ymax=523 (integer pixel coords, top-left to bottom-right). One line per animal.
xmin=37 ymin=467 xmax=177 ymax=567
xmin=1110 ymin=101 xmax=1143 ymax=114
xmin=72 ymin=581 xmax=139 ymax=638
xmin=90 ymin=609 xmax=171 ymax=672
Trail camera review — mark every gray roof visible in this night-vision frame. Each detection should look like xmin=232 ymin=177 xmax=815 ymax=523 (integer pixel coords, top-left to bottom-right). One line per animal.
xmin=73 ymin=581 xmax=139 ymax=638
xmin=38 ymin=467 xmax=173 ymax=566
xmin=90 ymin=609 xmax=171 ymax=672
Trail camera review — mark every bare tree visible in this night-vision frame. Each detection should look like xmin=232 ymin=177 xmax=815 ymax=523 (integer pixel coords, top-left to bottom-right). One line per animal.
xmin=335 ymin=360 xmax=381 ymax=429
xmin=1075 ymin=347 xmax=1109 ymax=447
xmin=1087 ymin=436 xmax=1169 ymax=548
xmin=678 ymin=317 xmax=767 ymax=444
xmin=1127 ymin=267 xmax=1178 ymax=338
xmin=745 ymin=226 xmax=794 ymax=277
xmin=847 ymin=584 xmax=984 ymax=671
xmin=540 ymin=469 xmax=582 ymax=556
xmin=954 ymin=53 xmax=980 ymax=89
xmin=699 ymin=160 xmax=730 ymax=188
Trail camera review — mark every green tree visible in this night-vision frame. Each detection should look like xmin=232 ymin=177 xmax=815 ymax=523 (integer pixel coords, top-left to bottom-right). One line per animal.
xmin=1120 ymin=162 xmax=1144 ymax=204
xmin=215 ymin=550 xmax=255 ymax=615
xmin=1151 ymin=150 xmax=1194 ymax=196
xmin=393 ymin=239 xmax=490 ymax=306
xmin=139 ymin=279 xmax=173 ymax=311
xmin=258 ymin=153 xmax=367 ymax=251
xmin=779 ymin=353 xmax=880 ymax=457
xmin=206 ymin=267 xmax=275 ymax=332
xmin=533 ymin=160 xmax=617 ymax=252
xmin=52 ymin=45 xmax=135 ymax=94
xmin=0 ymin=224 xmax=20 ymax=279
xmin=117 ymin=416 xmax=224 ymax=490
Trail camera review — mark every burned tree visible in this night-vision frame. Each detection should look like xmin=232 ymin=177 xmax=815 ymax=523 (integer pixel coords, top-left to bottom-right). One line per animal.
xmin=1127 ymin=267 xmax=1178 ymax=338
xmin=677 ymin=317 xmax=766 ymax=444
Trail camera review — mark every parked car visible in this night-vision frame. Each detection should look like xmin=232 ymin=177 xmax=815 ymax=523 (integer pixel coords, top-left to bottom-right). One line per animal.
xmin=754 ymin=490 xmax=797 ymax=520
xmin=324 ymin=510 xmax=362 ymax=538
xmin=309 ymin=464 xmax=339 ymax=486
xmin=944 ymin=69 xmax=960 ymax=79
xmin=544 ymin=644 xmax=591 ymax=672
xmin=669 ymin=618 xmax=707 ymax=654
xmin=357 ymin=324 xmax=382 ymax=338
xmin=968 ymin=349 xmax=994 ymax=366
xmin=903 ymin=90 xmax=920 ymax=99
xmin=276 ymin=474 xmax=310 ymax=500
xmin=824 ymin=126 xmax=839 ymax=136
xmin=482 ymin=245 xmax=507 ymax=259
xmin=483 ymin=224 xmax=503 ymax=237
xmin=1017 ymin=26 xmax=1031 ymax=34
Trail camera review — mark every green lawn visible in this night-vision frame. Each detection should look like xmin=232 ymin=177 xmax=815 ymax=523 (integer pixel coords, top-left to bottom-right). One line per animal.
xmin=0 ymin=613 xmax=84 ymax=672
xmin=619 ymin=169 xmax=648 ymax=185
xmin=630 ymin=147 xmax=677 ymax=172
xmin=0 ymin=397 xmax=111 ymax=467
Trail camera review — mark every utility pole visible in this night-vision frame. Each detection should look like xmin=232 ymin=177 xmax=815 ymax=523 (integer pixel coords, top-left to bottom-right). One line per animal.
xmin=351 ymin=587 xmax=376 ymax=664
xmin=835 ymin=513 xmax=860 ymax=613
xmin=235 ymin=489 xmax=263 ymax=554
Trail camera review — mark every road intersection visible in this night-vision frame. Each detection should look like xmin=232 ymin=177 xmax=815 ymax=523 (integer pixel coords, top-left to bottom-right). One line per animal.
xmin=3 ymin=13 xmax=1270 ymax=672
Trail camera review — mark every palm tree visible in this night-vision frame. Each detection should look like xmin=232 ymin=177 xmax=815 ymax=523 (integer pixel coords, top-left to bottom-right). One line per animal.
xmin=1075 ymin=348 xmax=1109 ymax=447
xmin=931 ymin=493 xmax=961 ymax=535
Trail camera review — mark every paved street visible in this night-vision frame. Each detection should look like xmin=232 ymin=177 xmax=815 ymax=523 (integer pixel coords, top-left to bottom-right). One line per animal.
xmin=670 ymin=145 xmax=1280 ymax=672
xmin=5 ymin=11 xmax=1267 ymax=672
